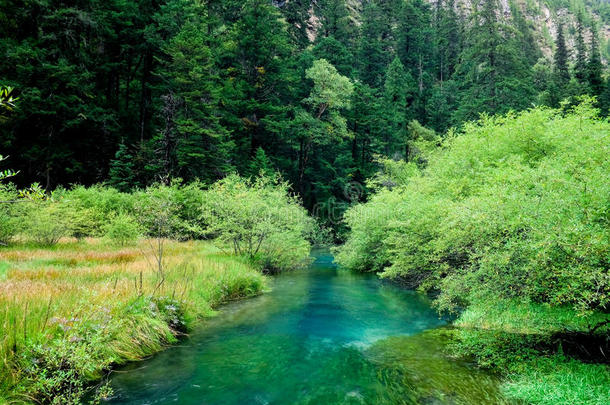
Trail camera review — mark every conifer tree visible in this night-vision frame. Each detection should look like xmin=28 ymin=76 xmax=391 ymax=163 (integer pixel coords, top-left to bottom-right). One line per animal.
xmin=453 ymin=0 xmax=534 ymax=122
xmin=574 ymin=11 xmax=588 ymax=84
xmin=587 ymin=27 xmax=604 ymax=97
xmin=383 ymin=58 xmax=414 ymax=157
xmin=281 ymin=0 xmax=311 ymax=48
xmin=155 ymin=1 xmax=233 ymax=183
xmin=315 ymin=0 xmax=354 ymax=46
xmin=397 ymin=0 xmax=433 ymax=87
xmin=357 ymin=2 xmax=388 ymax=87
xmin=247 ymin=147 xmax=275 ymax=177
xmin=554 ymin=22 xmax=571 ymax=86
xmin=108 ymin=142 xmax=137 ymax=192
xmin=600 ymin=78 xmax=610 ymax=116
xmin=510 ymin=1 xmax=541 ymax=67
xmin=435 ymin=0 xmax=461 ymax=83
xmin=313 ymin=36 xmax=354 ymax=77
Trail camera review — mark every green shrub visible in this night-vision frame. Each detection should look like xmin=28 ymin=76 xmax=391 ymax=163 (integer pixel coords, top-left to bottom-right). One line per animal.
xmin=133 ymin=181 xmax=205 ymax=240
xmin=103 ymin=213 xmax=142 ymax=246
xmin=24 ymin=202 xmax=71 ymax=246
xmin=54 ymin=185 xmax=136 ymax=236
xmin=0 ymin=184 xmax=19 ymax=245
xmin=337 ymin=100 xmax=610 ymax=315
xmin=203 ymin=174 xmax=313 ymax=272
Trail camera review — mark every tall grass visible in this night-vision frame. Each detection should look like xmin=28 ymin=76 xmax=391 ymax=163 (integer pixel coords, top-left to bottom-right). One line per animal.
xmin=0 ymin=239 xmax=266 ymax=404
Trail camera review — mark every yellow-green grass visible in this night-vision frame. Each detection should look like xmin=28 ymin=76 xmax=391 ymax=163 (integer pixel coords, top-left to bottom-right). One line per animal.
xmin=0 ymin=239 xmax=266 ymax=403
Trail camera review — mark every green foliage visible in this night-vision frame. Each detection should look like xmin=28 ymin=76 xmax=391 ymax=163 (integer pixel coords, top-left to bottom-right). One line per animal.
xmin=453 ymin=0 xmax=536 ymax=122
xmin=305 ymin=59 xmax=354 ymax=117
xmin=24 ymin=202 xmax=71 ymax=246
xmin=0 ymin=86 xmax=17 ymax=123
xmin=154 ymin=2 xmax=234 ymax=182
xmin=0 ymin=184 xmax=18 ymax=245
xmin=133 ymin=182 xmax=205 ymax=240
xmin=0 ymin=0 xmax=606 ymax=231
xmin=104 ymin=213 xmax=142 ymax=247
xmin=449 ymin=298 xmax=610 ymax=404
xmin=247 ymin=147 xmax=275 ymax=178
xmin=203 ymin=174 xmax=313 ymax=273
xmin=108 ymin=143 xmax=138 ymax=193
xmin=587 ymin=27 xmax=604 ymax=97
xmin=337 ymin=101 xmax=610 ymax=315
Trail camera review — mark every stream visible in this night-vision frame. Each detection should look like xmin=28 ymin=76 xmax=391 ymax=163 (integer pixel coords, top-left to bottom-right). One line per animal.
xmin=103 ymin=250 xmax=509 ymax=404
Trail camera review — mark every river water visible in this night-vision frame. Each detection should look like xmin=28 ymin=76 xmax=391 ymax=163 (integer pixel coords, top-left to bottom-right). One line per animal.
xmin=104 ymin=250 xmax=509 ymax=404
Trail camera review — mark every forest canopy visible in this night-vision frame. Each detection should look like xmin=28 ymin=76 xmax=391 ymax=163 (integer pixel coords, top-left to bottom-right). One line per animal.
xmin=0 ymin=0 xmax=608 ymax=224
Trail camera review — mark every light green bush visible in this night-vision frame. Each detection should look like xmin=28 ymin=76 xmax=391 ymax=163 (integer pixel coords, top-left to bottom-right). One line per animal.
xmin=133 ymin=181 xmax=205 ymax=240
xmin=0 ymin=184 xmax=19 ymax=245
xmin=337 ymin=100 xmax=610 ymax=315
xmin=24 ymin=202 xmax=71 ymax=246
xmin=103 ymin=213 xmax=142 ymax=246
xmin=54 ymin=185 xmax=136 ymax=236
xmin=202 ymin=174 xmax=313 ymax=273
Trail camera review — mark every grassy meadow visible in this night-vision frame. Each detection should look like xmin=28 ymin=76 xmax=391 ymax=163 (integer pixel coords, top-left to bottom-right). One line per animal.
xmin=0 ymin=238 xmax=266 ymax=403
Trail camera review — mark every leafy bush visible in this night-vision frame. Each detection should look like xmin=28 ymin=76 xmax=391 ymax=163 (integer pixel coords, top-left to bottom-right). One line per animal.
xmin=0 ymin=184 xmax=19 ymax=245
xmin=24 ymin=202 xmax=71 ymax=246
xmin=203 ymin=174 xmax=313 ymax=272
xmin=133 ymin=181 xmax=205 ymax=240
xmin=103 ymin=213 xmax=142 ymax=246
xmin=337 ymin=100 xmax=610 ymax=315
xmin=54 ymin=185 xmax=136 ymax=237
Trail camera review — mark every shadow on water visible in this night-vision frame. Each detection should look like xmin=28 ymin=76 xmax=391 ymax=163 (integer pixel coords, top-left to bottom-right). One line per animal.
xmin=103 ymin=249 xmax=511 ymax=404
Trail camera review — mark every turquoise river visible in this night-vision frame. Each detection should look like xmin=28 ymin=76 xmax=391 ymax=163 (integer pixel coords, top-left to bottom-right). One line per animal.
xmin=103 ymin=250 xmax=510 ymax=404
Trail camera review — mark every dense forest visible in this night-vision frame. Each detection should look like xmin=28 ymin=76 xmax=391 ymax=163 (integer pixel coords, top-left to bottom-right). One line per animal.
xmin=1 ymin=0 xmax=608 ymax=221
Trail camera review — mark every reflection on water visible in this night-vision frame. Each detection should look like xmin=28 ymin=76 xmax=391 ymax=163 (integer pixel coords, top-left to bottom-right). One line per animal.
xmin=104 ymin=249 xmax=509 ymax=404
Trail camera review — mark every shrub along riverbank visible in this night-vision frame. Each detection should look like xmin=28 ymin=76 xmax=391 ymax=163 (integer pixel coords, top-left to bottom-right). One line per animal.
xmin=0 ymin=175 xmax=312 ymax=404
xmin=335 ymin=100 xmax=610 ymax=404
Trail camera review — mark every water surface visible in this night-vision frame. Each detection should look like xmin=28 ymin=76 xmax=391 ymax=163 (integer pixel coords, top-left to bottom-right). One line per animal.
xmin=105 ymin=250 xmax=508 ymax=404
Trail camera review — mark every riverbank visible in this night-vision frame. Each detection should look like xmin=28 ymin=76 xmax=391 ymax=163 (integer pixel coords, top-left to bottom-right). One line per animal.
xmin=448 ymin=302 xmax=609 ymax=404
xmin=0 ymin=239 xmax=266 ymax=404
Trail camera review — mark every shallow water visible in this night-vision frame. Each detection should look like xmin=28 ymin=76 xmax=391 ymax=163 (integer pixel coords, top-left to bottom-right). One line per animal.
xmin=104 ymin=250 xmax=509 ymax=404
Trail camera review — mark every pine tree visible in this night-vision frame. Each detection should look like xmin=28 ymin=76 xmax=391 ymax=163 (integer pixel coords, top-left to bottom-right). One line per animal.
xmin=453 ymin=0 xmax=534 ymax=122
xmin=281 ymin=0 xmax=311 ymax=48
xmin=155 ymin=0 xmax=234 ymax=183
xmin=383 ymin=58 xmax=415 ymax=157
xmin=574 ymin=11 xmax=588 ymax=84
xmin=247 ymin=147 xmax=275 ymax=177
xmin=600 ymin=78 xmax=610 ymax=116
xmin=108 ymin=142 xmax=137 ymax=192
xmin=313 ymin=36 xmax=354 ymax=77
xmin=397 ymin=0 xmax=433 ymax=85
xmin=315 ymin=0 xmax=354 ymax=46
xmin=223 ymin=0 xmax=296 ymax=171
xmin=587 ymin=27 xmax=604 ymax=97
xmin=510 ymin=1 xmax=541 ymax=67
xmin=357 ymin=2 xmax=389 ymax=87
xmin=554 ymin=22 xmax=571 ymax=86
xmin=435 ymin=0 xmax=461 ymax=84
